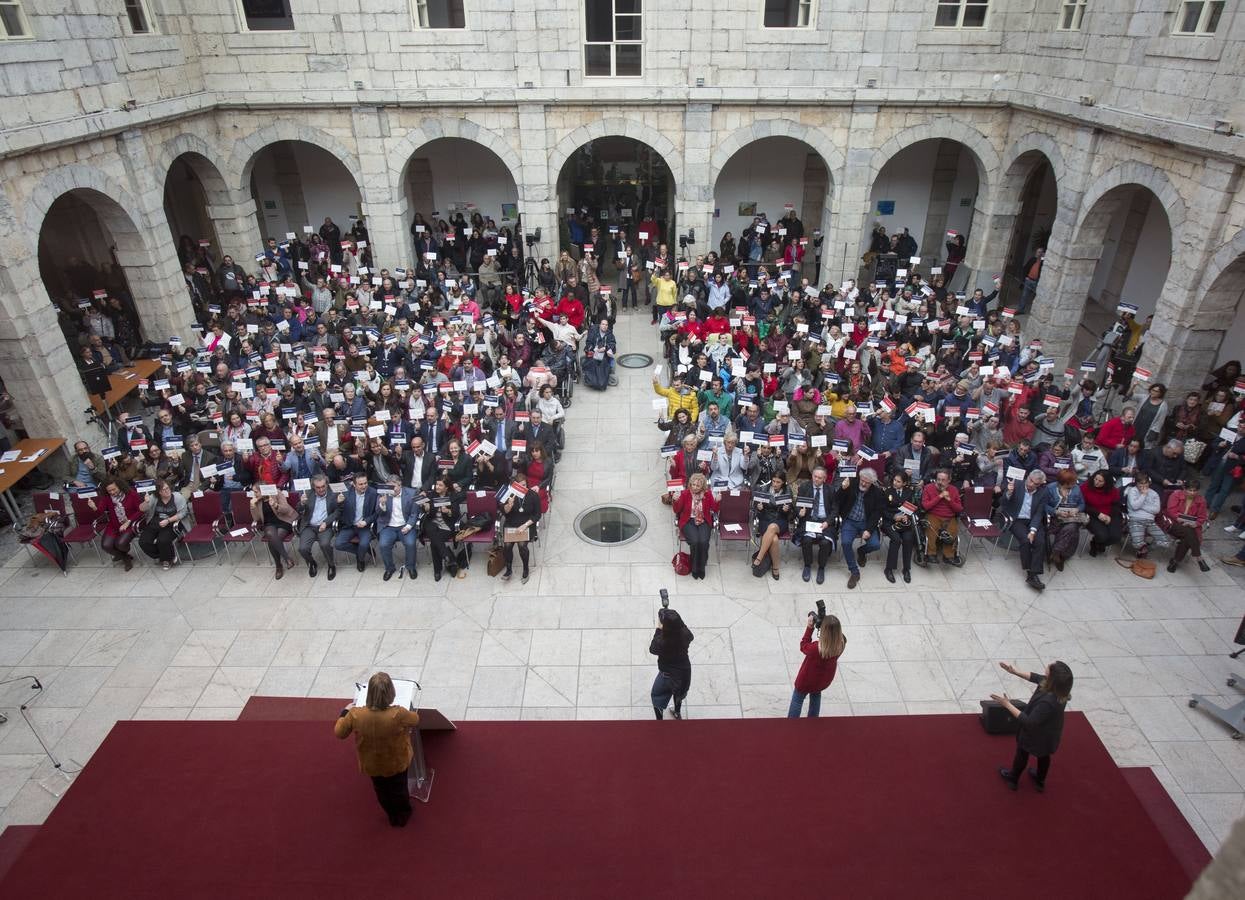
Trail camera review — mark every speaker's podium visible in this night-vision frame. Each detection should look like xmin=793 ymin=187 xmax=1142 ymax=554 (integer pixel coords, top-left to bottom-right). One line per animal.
xmin=353 ymin=678 xmax=455 ymax=803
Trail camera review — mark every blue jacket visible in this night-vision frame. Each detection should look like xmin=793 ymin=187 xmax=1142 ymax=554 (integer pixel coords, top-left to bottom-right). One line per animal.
xmin=377 ymin=487 xmax=422 ymax=529
xmin=1001 ymin=481 xmax=1051 ymax=524
xmin=340 ymin=486 xmax=379 ymax=529
xmin=869 ymin=416 xmax=908 ymax=455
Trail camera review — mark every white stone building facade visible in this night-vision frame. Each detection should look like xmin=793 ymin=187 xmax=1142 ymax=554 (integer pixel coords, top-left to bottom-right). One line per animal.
xmin=2 ymin=0 xmax=1245 ymax=441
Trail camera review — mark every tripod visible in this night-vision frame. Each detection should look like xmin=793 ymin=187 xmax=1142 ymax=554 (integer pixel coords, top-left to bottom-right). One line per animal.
xmin=524 ymin=241 xmax=541 ymax=293
xmin=0 ymin=675 xmax=81 ymax=796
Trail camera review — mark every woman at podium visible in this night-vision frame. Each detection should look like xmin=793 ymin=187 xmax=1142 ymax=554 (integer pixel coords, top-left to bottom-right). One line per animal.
xmin=334 ymin=672 xmax=421 ymax=827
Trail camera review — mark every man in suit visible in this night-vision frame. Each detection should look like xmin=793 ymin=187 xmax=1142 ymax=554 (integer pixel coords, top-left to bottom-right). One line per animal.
xmin=403 ymin=434 xmax=436 ymax=491
xmin=377 ymin=475 xmax=422 ymax=581
xmin=297 ymin=474 xmax=338 ymax=579
xmin=282 ymin=434 xmax=325 ymax=484
xmin=418 ymin=407 xmax=449 ymax=457
xmin=1002 ymin=469 xmax=1051 ymax=591
xmin=888 ymin=430 xmax=933 ymax=482
xmin=177 ymin=436 xmax=217 ymax=499
xmin=334 ymin=472 xmax=378 ymax=572
xmin=795 ymin=465 xmax=837 ymax=585
xmin=152 ymin=407 xmax=191 ymax=452
xmin=515 ymin=409 xmax=556 ymax=457
xmin=835 ymin=467 xmax=885 ymax=589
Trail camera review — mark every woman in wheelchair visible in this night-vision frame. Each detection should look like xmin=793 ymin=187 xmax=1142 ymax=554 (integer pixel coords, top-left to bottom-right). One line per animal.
xmin=751 ymin=472 xmax=793 ymax=580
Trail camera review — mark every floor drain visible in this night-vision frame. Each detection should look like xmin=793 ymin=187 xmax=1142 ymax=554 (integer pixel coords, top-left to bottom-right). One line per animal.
xmin=573 ymin=504 xmax=647 ymax=546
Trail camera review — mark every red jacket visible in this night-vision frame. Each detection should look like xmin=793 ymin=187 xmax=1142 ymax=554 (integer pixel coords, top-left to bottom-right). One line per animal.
xmin=669 ymin=449 xmax=709 ymax=483
xmin=673 ymin=488 xmax=719 ymax=528
xmin=1096 ymin=416 xmax=1135 ymax=451
xmin=95 ymin=489 xmax=143 ymax=538
xmin=554 ymin=298 xmax=585 ymax=330
xmin=920 ymin=482 xmax=963 ymax=518
xmin=794 ymin=626 xmax=842 ymax=694
xmin=1164 ymin=490 xmax=1207 ymax=539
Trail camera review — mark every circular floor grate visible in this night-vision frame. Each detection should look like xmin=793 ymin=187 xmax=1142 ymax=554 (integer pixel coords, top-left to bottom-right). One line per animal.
xmin=616 ymin=353 xmax=655 ymax=369
xmin=573 ymin=504 xmax=648 ymax=547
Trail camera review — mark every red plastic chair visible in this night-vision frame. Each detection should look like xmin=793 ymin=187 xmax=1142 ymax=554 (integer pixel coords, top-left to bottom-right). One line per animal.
xmin=225 ymin=491 xmax=260 ymax=564
xmin=715 ymin=488 xmax=752 ymax=560
xmin=33 ymin=492 xmax=68 ymax=516
xmin=65 ymin=494 xmax=106 ymax=563
xmin=182 ymin=491 xmax=224 ymax=562
xmin=959 ymin=486 xmax=1000 ymax=559
xmin=463 ymin=491 xmax=498 ymax=546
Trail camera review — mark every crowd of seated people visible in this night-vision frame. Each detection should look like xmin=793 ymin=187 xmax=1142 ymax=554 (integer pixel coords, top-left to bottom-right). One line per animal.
xmin=53 ymin=206 xmax=621 ymax=583
xmin=652 ymin=212 xmax=1244 ymax=590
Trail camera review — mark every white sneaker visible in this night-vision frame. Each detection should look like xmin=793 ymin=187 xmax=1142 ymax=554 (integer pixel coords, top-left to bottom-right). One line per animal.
xmin=1225 ymin=525 xmax=1238 ymax=533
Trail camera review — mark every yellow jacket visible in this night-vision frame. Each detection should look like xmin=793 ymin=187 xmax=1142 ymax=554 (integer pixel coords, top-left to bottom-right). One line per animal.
xmin=651 ymin=274 xmax=678 ymax=308
xmin=653 ymin=381 xmax=699 ymax=420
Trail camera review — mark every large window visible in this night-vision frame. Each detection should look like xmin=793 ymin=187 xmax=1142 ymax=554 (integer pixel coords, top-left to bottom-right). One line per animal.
xmin=763 ymin=0 xmax=813 ymax=28
xmin=125 ymin=0 xmax=157 ymax=34
xmin=585 ymin=0 xmax=642 ymax=78
xmin=1174 ymin=0 xmax=1224 ymax=33
xmin=934 ymin=0 xmax=989 ymax=27
xmin=235 ymin=0 xmax=295 ymax=32
xmin=0 ymin=1 xmax=32 ymax=39
xmin=413 ymin=0 xmax=466 ymax=28
xmin=1059 ymin=0 xmax=1086 ymax=30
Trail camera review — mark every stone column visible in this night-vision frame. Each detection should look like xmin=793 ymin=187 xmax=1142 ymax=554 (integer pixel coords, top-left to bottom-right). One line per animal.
xmin=351 ymin=106 xmax=405 ymax=269
xmin=829 ymin=104 xmax=880 ymax=288
xmin=920 ymin=140 xmax=961 ymax=262
xmin=115 ymin=129 xmax=197 ymax=342
xmin=1096 ymin=190 xmax=1150 ymax=311
xmin=678 ymin=102 xmax=715 ymax=257
xmin=205 ymin=190 xmax=264 ymax=268
xmin=517 ymin=103 xmax=557 ymax=260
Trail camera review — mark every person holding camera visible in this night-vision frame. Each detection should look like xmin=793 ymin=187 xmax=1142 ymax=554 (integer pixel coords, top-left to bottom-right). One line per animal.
xmin=650 ymin=606 xmax=694 ymax=719
xmin=991 ymin=660 xmax=1074 ymax=792
xmin=788 ymin=604 xmax=846 ymax=718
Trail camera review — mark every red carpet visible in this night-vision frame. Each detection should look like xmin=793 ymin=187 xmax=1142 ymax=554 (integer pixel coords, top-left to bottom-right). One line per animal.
xmin=1121 ymin=767 xmax=1212 ymax=882
xmin=0 ymin=713 xmax=1200 ymax=899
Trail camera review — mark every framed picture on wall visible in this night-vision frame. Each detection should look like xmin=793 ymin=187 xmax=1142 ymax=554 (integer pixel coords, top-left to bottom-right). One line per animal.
xmin=738 ymin=202 xmax=757 ymax=217
xmin=501 ymin=203 xmax=518 ymax=221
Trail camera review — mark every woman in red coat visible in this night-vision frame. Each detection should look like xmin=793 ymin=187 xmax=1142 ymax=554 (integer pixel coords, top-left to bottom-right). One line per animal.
xmin=89 ymin=477 xmax=144 ymax=571
xmin=673 ymin=472 xmax=719 ymax=580
xmin=788 ymin=610 xmax=847 ymax=717
xmin=1164 ymin=477 xmax=1210 ymax=573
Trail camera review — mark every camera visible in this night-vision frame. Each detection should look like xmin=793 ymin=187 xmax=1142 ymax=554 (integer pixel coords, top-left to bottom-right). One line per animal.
xmin=809 ymin=599 xmax=827 ymax=629
xmin=659 ymin=588 xmax=670 ymax=609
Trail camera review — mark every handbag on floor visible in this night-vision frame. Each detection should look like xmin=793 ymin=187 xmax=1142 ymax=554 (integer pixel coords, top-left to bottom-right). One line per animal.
xmin=1116 ymin=556 xmax=1156 ymax=579
xmin=487 ymin=544 xmax=506 ymax=577
xmin=671 ymin=551 xmax=691 ymax=576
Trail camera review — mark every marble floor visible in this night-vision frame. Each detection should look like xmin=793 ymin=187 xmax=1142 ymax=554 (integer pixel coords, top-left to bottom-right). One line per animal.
xmin=0 ymin=310 xmax=1243 ymax=855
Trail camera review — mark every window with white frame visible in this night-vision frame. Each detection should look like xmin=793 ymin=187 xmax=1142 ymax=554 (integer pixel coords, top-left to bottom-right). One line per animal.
xmin=1174 ymin=0 xmax=1224 ymax=33
xmin=0 ymin=0 xmax=32 ymax=39
xmin=413 ymin=0 xmax=466 ymax=28
xmin=124 ymin=0 xmax=157 ymax=34
xmin=585 ymin=0 xmax=642 ymax=78
xmin=934 ymin=0 xmax=989 ymax=27
xmin=235 ymin=0 xmax=295 ymax=32
xmin=1059 ymin=0 xmax=1087 ymax=30
xmin=763 ymin=0 xmax=813 ymax=28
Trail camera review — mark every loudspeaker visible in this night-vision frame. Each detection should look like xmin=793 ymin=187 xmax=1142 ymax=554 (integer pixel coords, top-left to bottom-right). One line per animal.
xmin=979 ymin=700 xmax=1020 ymax=735
xmin=1233 ymin=614 xmax=1245 ymax=647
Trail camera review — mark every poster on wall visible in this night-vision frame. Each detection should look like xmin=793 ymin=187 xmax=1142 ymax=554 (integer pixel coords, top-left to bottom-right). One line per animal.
xmin=501 ymin=203 xmax=518 ymax=221
xmin=877 ymin=200 xmax=896 ymax=215
xmin=738 ymin=202 xmax=757 ymax=216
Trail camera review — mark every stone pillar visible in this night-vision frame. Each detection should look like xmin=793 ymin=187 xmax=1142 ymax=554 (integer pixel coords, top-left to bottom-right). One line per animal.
xmin=115 ymin=129 xmax=197 ymax=342
xmin=351 ymin=106 xmax=405 ymax=269
xmin=831 ymin=104 xmax=880 ymax=288
xmin=678 ymin=102 xmax=714 ymax=259
xmin=920 ymin=140 xmax=961 ymax=264
xmin=269 ymin=142 xmax=308 ymax=236
xmin=1097 ymin=190 xmax=1150 ymax=310
xmin=517 ymin=103 xmax=557 ymax=260
xmin=205 ymin=190 xmax=264 ymax=268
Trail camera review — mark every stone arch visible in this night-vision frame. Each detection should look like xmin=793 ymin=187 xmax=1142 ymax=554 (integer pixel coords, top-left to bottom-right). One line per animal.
xmin=26 ymin=164 xmax=148 ymax=251
xmin=1073 ymin=161 xmax=1186 ymax=241
xmin=708 ymin=120 xmax=845 ymax=191
xmin=233 ymin=123 xmax=363 ymax=196
xmin=998 ymin=132 xmax=1065 ymax=207
xmin=868 ymin=118 xmax=1000 ymax=190
xmin=154 ymin=133 xmax=233 ymax=203
xmin=547 ymin=117 xmax=683 ymax=194
xmin=391 ymin=118 xmax=523 ymax=193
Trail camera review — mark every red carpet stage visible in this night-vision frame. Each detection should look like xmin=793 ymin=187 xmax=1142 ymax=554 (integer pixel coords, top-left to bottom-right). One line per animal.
xmin=0 ymin=709 xmax=1204 ymax=899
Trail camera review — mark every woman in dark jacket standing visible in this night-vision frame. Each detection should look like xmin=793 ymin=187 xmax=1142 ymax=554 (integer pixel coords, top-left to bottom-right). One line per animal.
xmin=650 ymin=607 xmax=694 ymax=719
xmin=991 ymin=660 xmax=1074 ymax=792
xmin=788 ymin=612 xmax=846 ymax=717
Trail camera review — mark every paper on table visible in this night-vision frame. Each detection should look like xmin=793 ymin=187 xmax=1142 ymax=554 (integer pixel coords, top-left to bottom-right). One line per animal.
xmin=354 ymin=678 xmax=418 ymax=710
xmin=0 ymin=450 xmax=17 ymax=462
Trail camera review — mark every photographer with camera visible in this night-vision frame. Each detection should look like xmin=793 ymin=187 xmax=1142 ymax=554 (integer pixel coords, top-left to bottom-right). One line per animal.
xmin=788 ymin=601 xmax=847 ymax=718
xmin=650 ymin=590 xmax=694 ymax=720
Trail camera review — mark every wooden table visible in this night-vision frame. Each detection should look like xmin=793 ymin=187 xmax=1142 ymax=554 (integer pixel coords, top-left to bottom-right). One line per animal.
xmin=0 ymin=437 xmax=67 ymax=521
xmin=90 ymin=359 xmax=162 ymax=413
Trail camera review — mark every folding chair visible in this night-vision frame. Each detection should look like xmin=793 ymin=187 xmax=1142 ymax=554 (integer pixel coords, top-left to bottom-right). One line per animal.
xmin=65 ymin=494 xmax=106 ymax=563
xmin=715 ymin=488 xmax=752 ymax=562
xmin=33 ymin=492 xmax=68 ymax=516
xmin=463 ymin=490 xmax=498 ymax=548
xmin=182 ymin=491 xmax=224 ymax=562
xmin=226 ymin=491 xmax=260 ymax=564
xmin=959 ymin=486 xmax=1001 ymax=559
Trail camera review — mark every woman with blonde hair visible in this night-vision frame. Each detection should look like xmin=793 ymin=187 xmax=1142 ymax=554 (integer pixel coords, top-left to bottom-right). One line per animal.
xmin=788 ymin=609 xmax=847 ymax=717
xmin=673 ymin=472 xmax=719 ymax=580
xmin=333 ymin=672 xmax=422 ymax=827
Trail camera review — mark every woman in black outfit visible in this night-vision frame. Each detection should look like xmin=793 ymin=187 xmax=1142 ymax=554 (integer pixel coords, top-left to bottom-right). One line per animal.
xmin=881 ymin=470 xmax=921 ymax=584
xmin=751 ymin=472 xmax=793 ymax=580
xmin=500 ymin=468 xmax=541 ymax=584
xmin=650 ymin=607 xmax=694 ymax=719
xmin=420 ymin=476 xmax=461 ymax=581
xmin=991 ymin=660 xmax=1074 ymax=792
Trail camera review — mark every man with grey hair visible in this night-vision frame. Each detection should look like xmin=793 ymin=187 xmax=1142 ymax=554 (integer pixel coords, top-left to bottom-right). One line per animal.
xmin=835 ymin=465 xmax=884 ymax=589
xmin=296 ymin=473 xmax=338 ymax=580
xmin=1002 ymin=468 xmax=1051 ymax=591
xmin=795 ymin=465 xmax=836 ymax=583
